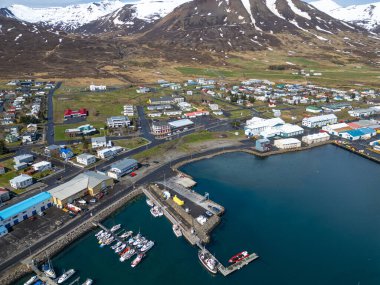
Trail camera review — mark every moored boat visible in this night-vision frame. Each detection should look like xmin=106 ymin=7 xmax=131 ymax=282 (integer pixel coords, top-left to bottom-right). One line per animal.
xmin=110 ymin=224 xmax=121 ymax=232
xmin=141 ymin=241 xmax=154 ymax=252
xmin=82 ymin=278 xmax=93 ymax=285
xmin=228 ymin=251 xmax=249 ymax=263
xmin=131 ymin=253 xmax=145 ymax=268
xmin=198 ymin=250 xmax=218 ymax=274
xmin=172 ymin=224 xmax=182 ymax=237
xmin=42 ymin=260 xmax=56 ymax=279
xmin=24 ymin=275 xmax=38 ymax=285
xmin=57 ymin=269 xmax=75 ymax=284
xmin=146 ymin=199 xmax=154 ymax=207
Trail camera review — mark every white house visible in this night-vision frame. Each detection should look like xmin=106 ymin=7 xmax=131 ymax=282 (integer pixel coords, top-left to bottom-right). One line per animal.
xmin=274 ymin=138 xmax=301 ymax=149
xmin=10 ymin=174 xmax=33 ymax=189
xmin=76 ymin=153 xmax=96 ymax=166
xmin=97 ymin=148 xmax=114 ymax=159
xmin=32 ymin=161 xmax=52 ymax=172
xmin=91 ymin=137 xmax=108 ymax=149
xmin=302 ymin=133 xmax=330 ymax=144
xmin=302 ymin=114 xmax=338 ymax=128
xmin=107 ymin=116 xmax=130 ymax=128
xmin=348 ymin=108 xmax=377 ymax=118
xmin=123 ymin=105 xmax=134 ymax=116
xmin=89 ymin=85 xmax=106 ymax=91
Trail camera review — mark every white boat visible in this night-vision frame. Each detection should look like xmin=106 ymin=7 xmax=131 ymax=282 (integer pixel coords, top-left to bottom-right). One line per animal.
xmin=95 ymin=230 xmax=103 ymax=237
xmin=57 ymin=269 xmax=75 ymax=284
xmin=42 ymin=259 xmax=56 ymax=279
xmin=198 ymin=250 xmax=218 ymax=274
xmin=82 ymin=278 xmax=93 ymax=285
xmin=172 ymin=224 xmax=182 ymax=238
xmin=131 ymin=253 xmax=145 ymax=268
xmin=146 ymin=199 xmax=154 ymax=207
xmin=119 ymin=231 xmax=133 ymax=239
xmin=110 ymin=224 xmax=121 ymax=232
xmin=150 ymin=206 xmax=162 ymax=218
xmin=141 ymin=241 xmax=154 ymax=252
xmin=24 ymin=276 xmax=38 ymax=285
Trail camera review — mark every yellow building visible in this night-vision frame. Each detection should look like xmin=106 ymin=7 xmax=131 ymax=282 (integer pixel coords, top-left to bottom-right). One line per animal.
xmin=49 ymin=171 xmax=114 ymax=207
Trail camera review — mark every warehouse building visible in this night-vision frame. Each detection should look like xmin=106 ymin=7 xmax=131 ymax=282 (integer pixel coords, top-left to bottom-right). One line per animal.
xmin=302 ymin=114 xmax=337 ymax=128
xmin=274 ymin=138 xmax=301 ymax=149
xmin=348 ymin=108 xmax=377 ymax=118
xmin=49 ymin=172 xmax=113 ymax=207
xmin=341 ymin=128 xmax=376 ymax=141
xmin=168 ymin=119 xmax=194 ymax=131
xmin=0 ymin=192 xmax=52 ymax=230
xmin=256 ymin=138 xmax=271 ymax=152
xmin=245 ymin=117 xmax=285 ymax=137
xmin=279 ymin=124 xmax=304 ymax=138
xmin=107 ymin=158 xmax=138 ymax=179
xmin=302 ymin=133 xmax=330 ymax=144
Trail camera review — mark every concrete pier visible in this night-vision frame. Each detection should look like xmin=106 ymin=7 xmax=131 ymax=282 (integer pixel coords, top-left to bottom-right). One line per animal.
xmin=24 ymin=261 xmax=58 ymax=285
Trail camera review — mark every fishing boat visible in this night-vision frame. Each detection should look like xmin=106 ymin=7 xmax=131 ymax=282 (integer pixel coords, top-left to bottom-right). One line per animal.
xmin=150 ymin=206 xmax=160 ymax=217
xmin=131 ymin=253 xmax=145 ymax=268
xmin=82 ymin=278 xmax=93 ymax=285
xmin=95 ymin=230 xmax=103 ymax=237
xmin=172 ymin=224 xmax=182 ymax=237
xmin=119 ymin=231 xmax=133 ymax=239
xmin=146 ymin=199 xmax=154 ymax=207
xmin=57 ymin=269 xmax=75 ymax=284
xmin=42 ymin=259 xmax=56 ymax=279
xmin=228 ymin=251 xmax=249 ymax=263
xmin=24 ymin=276 xmax=38 ymax=285
xmin=110 ymin=224 xmax=121 ymax=232
xmin=122 ymin=248 xmax=136 ymax=261
xmin=198 ymin=250 xmax=218 ymax=274
xmin=141 ymin=241 xmax=154 ymax=252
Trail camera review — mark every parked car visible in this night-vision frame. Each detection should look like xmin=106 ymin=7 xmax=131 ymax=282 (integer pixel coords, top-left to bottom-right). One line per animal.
xmin=130 ymin=172 xmax=137 ymax=177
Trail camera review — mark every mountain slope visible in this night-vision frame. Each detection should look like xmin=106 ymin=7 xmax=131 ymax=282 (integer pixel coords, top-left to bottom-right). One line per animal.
xmin=139 ymin=0 xmax=368 ymax=51
xmin=7 ymin=0 xmax=126 ymax=31
xmin=310 ymin=0 xmax=380 ymax=32
xmin=77 ymin=0 xmax=191 ymax=34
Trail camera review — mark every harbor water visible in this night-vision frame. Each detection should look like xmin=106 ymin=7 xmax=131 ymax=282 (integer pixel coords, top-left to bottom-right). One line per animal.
xmin=17 ymin=145 xmax=380 ymax=284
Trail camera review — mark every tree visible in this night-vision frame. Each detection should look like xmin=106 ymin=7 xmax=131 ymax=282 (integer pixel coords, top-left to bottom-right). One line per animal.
xmin=248 ymin=97 xmax=256 ymax=104
xmin=82 ymin=136 xmax=89 ymax=151
xmin=0 ymin=140 xmax=8 ymax=155
xmin=350 ymin=94 xmax=356 ymax=100
xmin=325 ymin=97 xmax=330 ymax=103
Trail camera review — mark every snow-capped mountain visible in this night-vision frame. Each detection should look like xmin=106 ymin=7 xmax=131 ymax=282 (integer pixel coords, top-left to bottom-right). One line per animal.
xmin=7 ymin=0 xmax=126 ymax=31
xmin=310 ymin=0 xmax=380 ymax=32
xmin=77 ymin=0 xmax=191 ymax=34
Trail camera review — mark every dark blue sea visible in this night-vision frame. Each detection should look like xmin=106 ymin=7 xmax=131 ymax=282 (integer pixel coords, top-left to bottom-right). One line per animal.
xmin=17 ymin=145 xmax=380 ymax=285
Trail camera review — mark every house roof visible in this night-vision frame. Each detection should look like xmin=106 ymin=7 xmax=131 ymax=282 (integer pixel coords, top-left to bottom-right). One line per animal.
xmin=77 ymin=153 xmax=95 ymax=160
xmin=48 ymin=172 xmax=110 ymax=201
xmin=0 ymin=192 xmax=51 ymax=221
xmin=10 ymin=174 xmax=32 ymax=183
xmin=91 ymin=136 xmax=107 ymax=143
xmin=110 ymin=158 xmax=138 ymax=171
xmin=168 ymin=119 xmax=194 ymax=128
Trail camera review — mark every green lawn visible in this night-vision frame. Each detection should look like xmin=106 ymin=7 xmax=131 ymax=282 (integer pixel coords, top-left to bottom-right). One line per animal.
xmin=54 ymin=122 xmax=108 ymax=141
xmin=113 ymin=137 xmax=150 ymax=150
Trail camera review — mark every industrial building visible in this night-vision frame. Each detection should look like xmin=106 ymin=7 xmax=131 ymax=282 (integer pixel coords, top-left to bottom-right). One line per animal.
xmin=279 ymin=124 xmax=304 ymax=138
xmin=49 ymin=172 xmax=114 ymax=207
xmin=274 ymin=138 xmax=301 ymax=149
xmin=245 ymin=117 xmax=285 ymax=137
xmin=168 ymin=119 xmax=194 ymax=130
xmin=9 ymin=174 xmax=33 ymax=189
xmin=348 ymin=108 xmax=377 ymax=118
xmin=302 ymin=133 xmax=330 ymax=144
xmin=0 ymin=192 xmax=52 ymax=231
xmin=256 ymin=139 xmax=271 ymax=152
xmin=107 ymin=158 xmax=138 ymax=179
xmin=302 ymin=114 xmax=338 ymax=128
xmin=341 ymin=128 xmax=376 ymax=141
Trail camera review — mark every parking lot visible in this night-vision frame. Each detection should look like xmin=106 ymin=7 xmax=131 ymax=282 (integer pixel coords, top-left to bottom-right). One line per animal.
xmin=0 ymin=207 xmax=71 ymax=261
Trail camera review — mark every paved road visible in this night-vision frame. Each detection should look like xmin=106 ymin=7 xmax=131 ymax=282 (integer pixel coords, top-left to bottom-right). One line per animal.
xmin=46 ymin=83 xmax=62 ymax=145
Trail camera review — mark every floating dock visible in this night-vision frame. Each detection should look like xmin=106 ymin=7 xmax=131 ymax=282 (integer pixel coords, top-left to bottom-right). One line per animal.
xmin=197 ymin=244 xmax=259 ymax=276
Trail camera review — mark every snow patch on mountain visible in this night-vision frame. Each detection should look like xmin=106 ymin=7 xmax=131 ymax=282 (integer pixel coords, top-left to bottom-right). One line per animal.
xmin=241 ymin=0 xmax=262 ymax=31
xmin=8 ymin=0 xmax=126 ymax=30
xmin=286 ymin=0 xmax=311 ymax=20
xmin=310 ymin=0 xmax=380 ymax=31
xmin=266 ymin=0 xmax=286 ymax=20
xmin=132 ymin=0 xmax=191 ymax=22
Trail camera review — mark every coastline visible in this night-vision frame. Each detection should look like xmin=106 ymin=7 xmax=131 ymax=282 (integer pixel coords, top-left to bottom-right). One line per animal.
xmin=2 ymin=138 xmax=378 ymax=285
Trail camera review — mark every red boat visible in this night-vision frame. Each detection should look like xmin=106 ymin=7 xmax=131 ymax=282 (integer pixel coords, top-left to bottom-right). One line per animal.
xmin=120 ymin=247 xmax=130 ymax=256
xmin=228 ymin=251 xmax=249 ymax=263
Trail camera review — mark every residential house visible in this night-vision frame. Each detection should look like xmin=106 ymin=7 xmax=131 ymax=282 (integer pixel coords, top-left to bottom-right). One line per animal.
xmin=60 ymin=148 xmax=74 ymax=160
xmin=0 ymin=188 xmax=10 ymax=202
xmin=32 ymin=161 xmax=52 ymax=172
xmin=76 ymin=153 xmax=96 ymax=166
xmin=91 ymin=137 xmax=108 ymax=148
xmin=44 ymin=145 xmax=60 ymax=157
xmin=10 ymin=174 xmax=33 ymax=189
xmin=14 ymin=154 xmax=34 ymax=165
xmin=64 ymin=108 xmax=88 ymax=119
xmin=89 ymin=85 xmax=106 ymax=91
xmin=22 ymin=132 xmax=37 ymax=143
xmin=152 ymin=121 xmax=171 ymax=135
xmin=106 ymin=116 xmax=130 ymax=128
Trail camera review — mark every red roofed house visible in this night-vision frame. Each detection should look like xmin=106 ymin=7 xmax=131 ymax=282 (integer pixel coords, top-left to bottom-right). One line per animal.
xmin=64 ymin=108 xmax=88 ymax=119
xmin=184 ymin=111 xmax=209 ymax=118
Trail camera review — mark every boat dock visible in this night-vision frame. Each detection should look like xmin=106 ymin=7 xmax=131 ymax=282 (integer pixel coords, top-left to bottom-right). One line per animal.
xmin=196 ymin=244 xmax=259 ymax=276
xmin=92 ymin=222 xmax=125 ymax=245
xmin=24 ymin=261 xmax=58 ymax=285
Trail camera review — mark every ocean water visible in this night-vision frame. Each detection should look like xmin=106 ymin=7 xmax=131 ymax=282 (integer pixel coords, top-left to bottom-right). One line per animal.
xmin=17 ymin=145 xmax=380 ymax=285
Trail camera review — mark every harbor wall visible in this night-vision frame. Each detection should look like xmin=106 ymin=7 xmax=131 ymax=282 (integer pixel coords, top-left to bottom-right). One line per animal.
xmin=0 ymin=188 xmax=143 ymax=285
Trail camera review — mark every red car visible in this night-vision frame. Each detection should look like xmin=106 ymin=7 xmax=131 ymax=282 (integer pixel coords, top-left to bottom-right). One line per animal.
xmin=130 ymin=172 xmax=137 ymax=177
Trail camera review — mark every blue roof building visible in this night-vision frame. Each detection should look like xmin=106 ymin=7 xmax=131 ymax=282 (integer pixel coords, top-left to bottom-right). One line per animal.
xmin=344 ymin=128 xmax=376 ymax=141
xmin=0 ymin=192 xmax=52 ymax=229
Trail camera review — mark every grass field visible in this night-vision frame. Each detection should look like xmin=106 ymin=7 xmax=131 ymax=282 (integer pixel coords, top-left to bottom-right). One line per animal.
xmin=113 ymin=137 xmax=150 ymax=150
xmin=54 ymin=122 xmax=107 ymax=141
